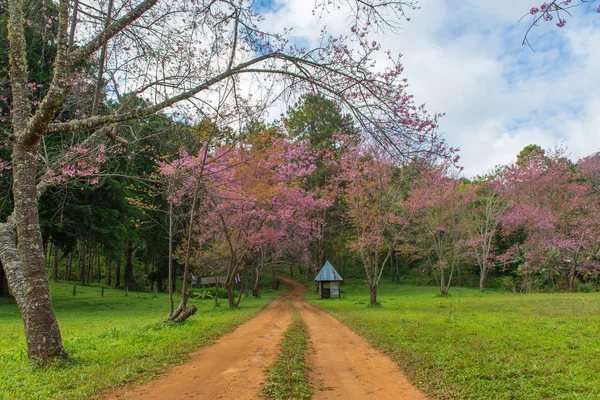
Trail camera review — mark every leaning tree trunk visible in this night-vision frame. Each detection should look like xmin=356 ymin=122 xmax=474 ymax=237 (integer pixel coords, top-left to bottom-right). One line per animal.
xmin=169 ymin=184 xmax=200 ymax=323
xmin=4 ymin=0 xmax=69 ymax=356
xmin=1 ymin=141 xmax=67 ymax=360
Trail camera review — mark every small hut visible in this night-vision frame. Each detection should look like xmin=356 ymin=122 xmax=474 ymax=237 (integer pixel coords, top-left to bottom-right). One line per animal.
xmin=314 ymin=261 xmax=343 ymax=299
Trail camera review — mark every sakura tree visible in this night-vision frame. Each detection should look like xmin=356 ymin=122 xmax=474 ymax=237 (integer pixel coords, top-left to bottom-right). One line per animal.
xmin=463 ymin=179 xmax=507 ymax=291
xmin=333 ymin=137 xmax=408 ymax=305
xmin=407 ymin=165 xmax=472 ymax=296
xmin=499 ymin=147 xmax=600 ymax=291
xmin=160 ymin=132 xmax=329 ymax=308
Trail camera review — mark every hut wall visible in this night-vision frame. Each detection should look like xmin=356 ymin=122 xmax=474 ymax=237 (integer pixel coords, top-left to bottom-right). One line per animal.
xmin=331 ymin=282 xmax=340 ymax=298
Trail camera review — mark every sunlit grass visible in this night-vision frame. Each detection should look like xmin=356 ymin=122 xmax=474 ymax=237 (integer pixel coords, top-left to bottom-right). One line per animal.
xmin=306 ymin=280 xmax=600 ymax=399
xmin=0 ymin=282 xmax=278 ymax=399
xmin=262 ymin=299 xmax=311 ymax=400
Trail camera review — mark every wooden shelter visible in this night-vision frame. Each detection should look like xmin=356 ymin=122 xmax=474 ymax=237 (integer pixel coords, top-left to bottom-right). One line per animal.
xmin=314 ymin=261 xmax=343 ymax=299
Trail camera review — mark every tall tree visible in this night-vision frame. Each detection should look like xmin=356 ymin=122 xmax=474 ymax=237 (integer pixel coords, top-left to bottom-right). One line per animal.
xmin=284 ymin=94 xmax=356 ymax=275
xmin=463 ymin=179 xmax=507 ymax=291
xmin=334 ymin=138 xmax=406 ymax=305
xmin=408 ymin=166 xmax=472 ymax=296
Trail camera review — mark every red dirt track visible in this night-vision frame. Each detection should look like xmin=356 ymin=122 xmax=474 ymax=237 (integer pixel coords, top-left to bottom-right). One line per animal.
xmin=103 ymin=280 xmax=428 ymax=399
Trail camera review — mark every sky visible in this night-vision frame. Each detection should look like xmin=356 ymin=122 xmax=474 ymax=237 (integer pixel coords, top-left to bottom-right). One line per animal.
xmin=257 ymin=1 xmax=600 ymax=177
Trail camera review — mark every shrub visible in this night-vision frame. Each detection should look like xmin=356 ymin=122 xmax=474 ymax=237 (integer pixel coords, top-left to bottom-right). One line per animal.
xmin=190 ymin=287 xmax=233 ymax=299
xmin=499 ymin=276 xmax=517 ymax=292
xmin=576 ymin=282 xmax=597 ymax=293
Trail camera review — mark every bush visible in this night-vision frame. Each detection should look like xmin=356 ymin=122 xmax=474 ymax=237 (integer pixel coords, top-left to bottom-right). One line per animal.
xmin=576 ymin=282 xmax=597 ymax=293
xmin=520 ymin=276 xmax=548 ymax=293
xmin=190 ymin=287 xmax=234 ymax=299
xmin=499 ymin=276 xmax=517 ymax=292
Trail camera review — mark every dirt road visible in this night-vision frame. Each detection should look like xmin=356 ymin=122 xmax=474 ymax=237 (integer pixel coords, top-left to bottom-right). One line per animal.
xmin=284 ymin=279 xmax=428 ymax=400
xmin=104 ymin=280 xmax=428 ymax=399
xmin=102 ymin=292 xmax=293 ymax=400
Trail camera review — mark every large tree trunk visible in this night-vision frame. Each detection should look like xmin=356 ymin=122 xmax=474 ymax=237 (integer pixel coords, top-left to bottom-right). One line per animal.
xmin=4 ymin=141 xmax=67 ymax=360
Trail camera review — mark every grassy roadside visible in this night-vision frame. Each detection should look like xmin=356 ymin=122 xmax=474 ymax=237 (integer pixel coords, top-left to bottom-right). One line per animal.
xmin=0 ymin=282 xmax=279 ymax=399
xmin=306 ymin=279 xmax=600 ymax=399
xmin=261 ymin=299 xmax=311 ymax=400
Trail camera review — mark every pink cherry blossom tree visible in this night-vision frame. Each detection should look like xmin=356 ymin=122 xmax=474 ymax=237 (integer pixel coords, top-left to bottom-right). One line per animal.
xmin=499 ymin=148 xmax=600 ymax=291
xmin=407 ymin=165 xmax=473 ymax=296
xmin=462 ymin=179 xmax=508 ymax=291
xmin=159 ymin=133 xmax=330 ymax=308
xmin=333 ymin=138 xmax=409 ymax=305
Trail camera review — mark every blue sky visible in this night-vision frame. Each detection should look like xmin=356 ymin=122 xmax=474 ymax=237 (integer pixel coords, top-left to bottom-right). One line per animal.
xmin=257 ymin=1 xmax=600 ymax=177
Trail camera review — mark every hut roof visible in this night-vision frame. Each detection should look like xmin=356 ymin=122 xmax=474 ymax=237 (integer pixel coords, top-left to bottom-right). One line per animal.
xmin=314 ymin=261 xmax=343 ymax=282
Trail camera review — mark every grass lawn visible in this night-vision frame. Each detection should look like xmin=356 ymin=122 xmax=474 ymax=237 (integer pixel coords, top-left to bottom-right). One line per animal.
xmin=305 ymin=279 xmax=600 ymax=400
xmin=0 ymin=282 xmax=279 ymax=400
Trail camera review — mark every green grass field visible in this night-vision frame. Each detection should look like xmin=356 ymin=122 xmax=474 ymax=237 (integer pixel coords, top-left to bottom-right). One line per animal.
xmin=0 ymin=282 xmax=278 ymax=400
xmin=305 ymin=280 xmax=600 ymax=400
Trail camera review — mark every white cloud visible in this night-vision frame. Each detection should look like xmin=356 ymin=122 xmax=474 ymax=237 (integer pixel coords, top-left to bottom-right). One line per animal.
xmin=261 ymin=1 xmax=600 ymax=177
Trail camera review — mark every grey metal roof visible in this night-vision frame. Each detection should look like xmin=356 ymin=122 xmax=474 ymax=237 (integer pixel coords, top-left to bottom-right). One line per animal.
xmin=314 ymin=261 xmax=343 ymax=281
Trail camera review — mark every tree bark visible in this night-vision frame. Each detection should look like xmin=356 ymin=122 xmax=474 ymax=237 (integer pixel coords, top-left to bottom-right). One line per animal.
xmin=369 ymin=284 xmax=377 ymax=305
xmin=65 ymin=252 xmax=72 ymax=281
xmin=479 ymin=266 xmax=488 ymax=292
xmin=226 ymin=282 xmax=236 ymax=308
xmin=568 ymin=260 xmax=577 ymax=292
xmin=125 ymin=240 xmax=135 ymax=289
xmin=115 ymin=259 xmax=121 ymax=288
xmin=107 ymin=257 xmax=112 ymax=286
xmin=96 ymin=246 xmax=101 ymax=283
xmin=4 ymin=109 xmax=67 ymax=360
xmin=439 ymin=262 xmax=448 ymax=295
xmin=78 ymin=240 xmax=85 ymax=285
xmin=168 ymin=201 xmax=174 ymax=315
xmin=53 ymin=243 xmax=60 ymax=281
